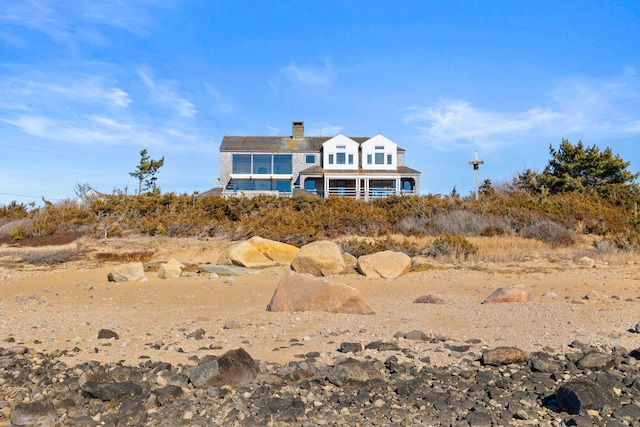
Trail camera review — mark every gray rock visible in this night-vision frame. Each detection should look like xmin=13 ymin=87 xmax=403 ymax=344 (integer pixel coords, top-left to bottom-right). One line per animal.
xmin=576 ymin=351 xmax=618 ymax=370
xmin=556 ymin=378 xmax=620 ymax=415
xmin=197 ymin=264 xmax=261 ymax=276
xmin=98 ymin=328 xmax=119 ymax=340
xmin=80 ymin=381 xmax=143 ymax=400
xmin=107 ymin=262 xmax=147 ymax=282
xmin=10 ymin=402 xmax=57 ymax=426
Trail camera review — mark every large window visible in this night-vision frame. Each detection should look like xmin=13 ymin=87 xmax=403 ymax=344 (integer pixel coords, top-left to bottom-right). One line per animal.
xmin=336 ymin=152 xmax=346 ymax=165
xmin=305 ymin=154 xmax=315 ymax=164
xmin=253 ymin=155 xmax=272 ymax=174
xmin=274 ymin=155 xmax=292 ymax=174
xmin=232 ymin=154 xmax=251 ymax=174
xmin=375 ymin=153 xmax=384 ymax=164
xmin=273 ymin=180 xmax=291 ymax=193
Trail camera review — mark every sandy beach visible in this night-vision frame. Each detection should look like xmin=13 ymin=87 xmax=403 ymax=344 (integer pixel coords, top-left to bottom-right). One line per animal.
xmin=1 ymin=236 xmax=640 ymax=370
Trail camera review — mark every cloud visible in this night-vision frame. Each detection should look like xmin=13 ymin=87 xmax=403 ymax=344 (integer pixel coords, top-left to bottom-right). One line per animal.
xmin=280 ymin=61 xmax=334 ymax=87
xmin=139 ymin=70 xmax=197 ymax=118
xmin=0 ymin=1 xmax=171 ymax=48
xmin=405 ymin=71 xmax=640 ymax=151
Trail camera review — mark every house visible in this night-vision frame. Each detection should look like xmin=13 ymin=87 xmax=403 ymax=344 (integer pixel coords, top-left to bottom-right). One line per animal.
xmin=218 ymin=121 xmax=420 ymax=199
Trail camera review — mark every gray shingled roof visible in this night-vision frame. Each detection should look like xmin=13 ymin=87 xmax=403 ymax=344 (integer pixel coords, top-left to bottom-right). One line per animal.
xmin=220 ymin=136 xmax=406 ymax=152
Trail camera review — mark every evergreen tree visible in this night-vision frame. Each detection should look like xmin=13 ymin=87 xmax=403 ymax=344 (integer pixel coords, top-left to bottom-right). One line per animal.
xmin=539 ymin=140 xmax=639 ymax=200
xmin=129 ymin=149 xmax=165 ymax=195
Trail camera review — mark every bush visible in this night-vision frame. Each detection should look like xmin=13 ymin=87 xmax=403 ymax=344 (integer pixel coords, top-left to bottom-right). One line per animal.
xmin=425 ymin=233 xmax=478 ymax=259
xmin=519 ymin=220 xmax=574 ymax=246
xmin=19 ymin=248 xmax=78 ymax=265
xmin=338 ymin=235 xmax=427 ymax=258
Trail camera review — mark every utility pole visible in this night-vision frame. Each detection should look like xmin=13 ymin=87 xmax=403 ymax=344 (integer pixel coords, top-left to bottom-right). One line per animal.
xmin=468 ymin=151 xmax=484 ymax=201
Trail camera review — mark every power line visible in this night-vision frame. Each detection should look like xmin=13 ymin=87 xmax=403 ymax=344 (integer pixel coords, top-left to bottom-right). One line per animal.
xmin=0 ymin=192 xmax=63 ymax=201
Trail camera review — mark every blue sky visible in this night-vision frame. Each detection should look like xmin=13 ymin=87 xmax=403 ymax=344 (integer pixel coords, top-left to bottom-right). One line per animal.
xmin=1 ymin=1 xmax=640 ymax=205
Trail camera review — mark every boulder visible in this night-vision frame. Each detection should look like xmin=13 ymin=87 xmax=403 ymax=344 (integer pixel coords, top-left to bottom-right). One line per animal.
xmin=482 ymin=284 xmax=530 ymax=303
xmin=291 ymin=240 xmax=346 ymax=276
xmin=413 ymin=294 xmax=446 ymax=304
xmin=356 ymin=250 xmax=411 ymax=279
xmin=576 ymin=351 xmax=619 ymax=370
xmin=158 ymin=257 xmax=184 ymax=279
xmin=481 ymin=347 xmax=528 ymax=366
xmin=189 ymin=348 xmax=258 ymax=388
xmin=225 ymin=240 xmax=275 ymax=269
xmin=107 ymin=262 xmax=147 ymax=282
xmin=198 ymin=264 xmax=260 ymax=277
xmin=267 ymin=272 xmax=375 ymax=315
xmin=556 ymin=378 xmax=620 ymax=415
xmin=327 ymin=358 xmax=387 ymax=386
xmin=217 ymin=236 xmax=299 ymax=268
xmin=246 ymin=236 xmax=299 ymax=265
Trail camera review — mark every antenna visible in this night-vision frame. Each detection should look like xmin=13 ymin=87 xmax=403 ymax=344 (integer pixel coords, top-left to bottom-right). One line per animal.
xmin=468 ymin=151 xmax=484 ymax=201
xmin=318 ymin=127 xmax=323 ymax=136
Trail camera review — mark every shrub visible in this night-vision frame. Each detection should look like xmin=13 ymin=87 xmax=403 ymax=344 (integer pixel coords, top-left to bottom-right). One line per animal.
xmin=19 ymin=248 xmax=78 ymax=265
xmin=9 ymin=227 xmax=27 ymax=241
xmin=338 ymin=235 xmax=427 ymax=258
xmin=425 ymin=233 xmax=478 ymax=259
xmin=519 ymin=220 xmax=574 ymax=246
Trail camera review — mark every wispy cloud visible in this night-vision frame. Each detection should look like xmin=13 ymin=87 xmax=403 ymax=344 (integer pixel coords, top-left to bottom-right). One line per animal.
xmin=405 ymin=70 xmax=640 ymax=151
xmin=279 ymin=61 xmax=334 ymax=87
xmin=139 ymin=70 xmax=197 ymax=118
xmin=0 ymin=69 xmax=207 ymax=153
xmin=0 ymin=1 xmax=170 ymax=48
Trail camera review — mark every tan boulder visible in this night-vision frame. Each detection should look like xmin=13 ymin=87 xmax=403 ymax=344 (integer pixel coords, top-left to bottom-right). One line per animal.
xmin=482 ymin=284 xmax=531 ymax=304
xmin=291 ymin=240 xmax=346 ymax=276
xmin=107 ymin=262 xmax=147 ymax=282
xmin=218 ymin=236 xmax=299 ymax=268
xmin=225 ymin=240 xmax=275 ymax=269
xmin=158 ymin=257 xmax=184 ymax=279
xmin=356 ymin=250 xmax=411 ymax=279
xmin=246 ymin=236 xmax=299 ymax=265
xmin=267 ymin=272 xmax=375 ymax=315
xmin=482 ymin=347 xmax=528 ymax=366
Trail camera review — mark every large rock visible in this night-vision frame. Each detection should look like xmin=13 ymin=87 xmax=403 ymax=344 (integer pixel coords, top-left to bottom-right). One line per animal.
xmin=189 ymin=348 xmax=258 ymax=388
xmin=556 ymin=378 xmax=621 ymax=415
xmin=107 ymin=262 xmax=147 ymax=282
xmin=482 ymin=284 xmax=531 ymax=303
xmin=225 ymin=240 xmax=275 ymax=268
xmin=290 ymin=240 xmax=346 ymax=276
xmin=267 ymin=272 xmax=375 ymax=315
xmin=246 ymin=236 xmax=299 ymax=265
xmin=326 ymin=358 xmax=387 ymax=386
xmin=198 ymin=264 xmax=260 ymax=276
xmin=356 ymin=250 xmax=411 ymax=279
xmin=158 ymin=257 xmax=184 ymax=279
xmin=481 ymin=347 xmax=528 ymax=366
xmin=218 ymin=236 xmax=299 ymax=268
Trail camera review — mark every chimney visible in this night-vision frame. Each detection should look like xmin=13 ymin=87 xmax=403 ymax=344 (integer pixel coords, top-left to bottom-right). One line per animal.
xmin=292 ymin=121 xmax=304 ymax=140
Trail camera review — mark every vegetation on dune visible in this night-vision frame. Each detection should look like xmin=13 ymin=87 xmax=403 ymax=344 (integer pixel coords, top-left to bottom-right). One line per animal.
xmin=0 ymin=140 xmax=638 ymax=260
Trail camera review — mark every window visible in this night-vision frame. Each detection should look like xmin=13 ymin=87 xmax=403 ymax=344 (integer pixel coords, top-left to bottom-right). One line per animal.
xmin=253 ymin=155 xmax=272 ymax=174
xmin=305 ymin=154 xmax=315 ymax=164
xmin=328 ymin=154 xmax=334 ymax=164
xmin=336 ymin=152 xmax=346 ymax=165
xmin=375 ymin=153 xmax=384 ymax=164
xmin=387 ymin=154 xmax=392 ymax=165
xmin=273 ymin=154 xmax=292 ymax=174
xmin=235 ymin=179 xmax=253 ymax=191
xmin=232 ymin=154 xmax=251 ymax=174
xmin=254 ymin=179 xmax=271 ymax=190
xmin=336 ymin=145 xmax=346 ymax=150
xmin=304 ymin=180 xmax=316 ymax=191
xmin=375 ymin=145 xmax=384 ymax=150
xmin=273 ymin=180 xmax=291 ymax=193
xmin=367 ymin=154 xmax=372 ymax=165
xmin=348 ymin=154 xmax=354 ymax=165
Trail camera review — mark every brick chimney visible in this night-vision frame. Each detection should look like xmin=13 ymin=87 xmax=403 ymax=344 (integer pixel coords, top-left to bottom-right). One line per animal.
xmin=292 ymin=121 xmax=304 ymax=140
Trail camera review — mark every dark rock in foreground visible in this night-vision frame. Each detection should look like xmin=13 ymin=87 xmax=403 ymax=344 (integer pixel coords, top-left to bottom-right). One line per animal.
xmin=2 ymin=343 xmax=640 ymax=426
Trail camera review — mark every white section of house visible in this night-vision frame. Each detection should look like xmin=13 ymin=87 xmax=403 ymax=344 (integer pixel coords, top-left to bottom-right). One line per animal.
xmin=322 ymin=134 xmax=359 ymax=170
xmin=361 ymin=134 xmax=397 ymax=170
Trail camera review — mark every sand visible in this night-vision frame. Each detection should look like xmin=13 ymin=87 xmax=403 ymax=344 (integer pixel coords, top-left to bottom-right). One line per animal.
xmin=1 ymin=236 xmax=640 ymax=368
